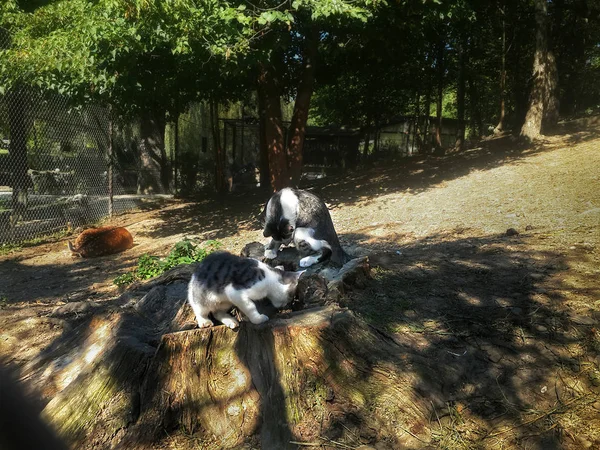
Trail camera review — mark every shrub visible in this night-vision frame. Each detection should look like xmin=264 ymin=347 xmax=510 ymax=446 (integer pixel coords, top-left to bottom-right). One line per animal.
xmin=113 ymin=239 xmax=221 ymax=286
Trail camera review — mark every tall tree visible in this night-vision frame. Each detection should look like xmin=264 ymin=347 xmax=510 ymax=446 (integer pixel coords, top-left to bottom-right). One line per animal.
xmin=520 ymin=0 xmax=559 ymax=139
xmin=455 ymin=35 xmax=467 ymax=150
xmin=494 ymin=2 xmax=507 ymax=133
xmin=434 ymin=38 xmax=445 ymax=150
xmin=286 ymin=27 xmax=319 ymax=187
xmin=257 ymin=62 xmax=288 ymax=190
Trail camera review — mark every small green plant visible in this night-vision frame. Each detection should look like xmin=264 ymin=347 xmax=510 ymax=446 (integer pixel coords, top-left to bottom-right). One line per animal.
xmin=0 ymin=296 xmax=8 ymax=308
xmin=113 ymin=272 xmax=137 ymax=287
xmin=113 ymin=239 xmax=221 ymax=286
xmin=136 ymin=254 xmax=163 ymax=279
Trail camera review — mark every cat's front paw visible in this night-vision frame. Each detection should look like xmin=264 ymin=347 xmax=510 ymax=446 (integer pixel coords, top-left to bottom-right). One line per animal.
xmin=220 ymin=317 xmax=239 ymax=329
xmin=264 ymin=249 xmax=278 ymax=259
xmin=197 ymin=318 xmax=214 ymax=328
xmin=250 ymin=314 xmax=269 ymax=325
xmin=299 ymin=255 xmax=319 ymax=267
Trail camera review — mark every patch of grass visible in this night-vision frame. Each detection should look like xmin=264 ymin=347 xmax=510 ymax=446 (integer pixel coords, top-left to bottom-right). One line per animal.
xmin=430 ymin=402 xmax=471 ymax=450
xmin=113 ymin=272 xmax=137 ymax=287
xmin=0 ymin=296 xmax=8 ymax=308
xmin=0 ymin=228 xmax=72 ymax=256
xmin=113 ymin=239 xmax=221 ymax=287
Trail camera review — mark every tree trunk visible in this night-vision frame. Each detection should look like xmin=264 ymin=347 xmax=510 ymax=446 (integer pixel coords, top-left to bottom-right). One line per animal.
xmin=125 ymin=307 xmax=434 ymax=450
xmin=138 ymin=111 xmax=169 ymax=194
xmin=455 ymin=36 xmax=466 ymax=151
xmin=373 ymin=124 xmax=380 ymax=155
xmin=412 ymin=92 xmax=421 ymax=154
xmin=542 ymin=50 xmax=559 ymax=131
xmin=423 ymin=88 xmax=432 ymax=153
xmin=520 ymin=0 xmax=556 ymax=140
xmin=435 ymin=39 xmax=444 ymax=150
xmin=494 ymin=7 xmax=507 ymax=133
xmin=468 ymin=74 xmax=483 ymax=140
xmin=7 ymin=87 xmax=33 ymax=225
xmin=258 ymin=63 xmax=289 ymax=191
xmin=287 ymin=28 xmax=319 ymax=187
xmin=257 ymin=88 xmax=271 ymax=189
xmin=543 ymin=0 xmax=560 ymax=129
xmin=209 ymin=99 xmax=226 ymax=193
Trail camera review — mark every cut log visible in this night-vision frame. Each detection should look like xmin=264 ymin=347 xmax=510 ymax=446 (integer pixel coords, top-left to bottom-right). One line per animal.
xmin=34 ymin=256 xmax=439 ymax=449
xmin=122 ymin=307 xmax=433 ymax=449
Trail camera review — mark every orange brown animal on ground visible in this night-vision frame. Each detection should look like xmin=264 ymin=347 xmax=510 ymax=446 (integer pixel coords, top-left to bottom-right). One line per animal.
xmin=68 ymin=226 xmax=134 ymax=257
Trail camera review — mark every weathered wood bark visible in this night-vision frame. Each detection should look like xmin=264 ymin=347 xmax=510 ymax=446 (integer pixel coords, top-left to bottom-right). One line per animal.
xmin=37 ymin=283 xmax=188 ymax=449
xmin=542 ymin=51 xmax=559 ymax=131
xmin=35 ymin=260 xmax=438 ymax=450
xmin=138 ymin=111 xmax=169 ymax=194
xmin=520 ymin=0 xmax=559 ymax=139
xmin=123 ymin=307 xmax=432 ymax=450
xmin=258 ymin=63 xmax=289 ymax=191
xmin=287 ymin=28 xmax=319 ymax=187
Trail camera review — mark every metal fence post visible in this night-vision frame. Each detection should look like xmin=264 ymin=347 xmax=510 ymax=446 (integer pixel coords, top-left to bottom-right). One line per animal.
xmin=108 ymin=106 xmax=114 ymax=218
xmin=174 ymin=116 xmax=179 ymax=195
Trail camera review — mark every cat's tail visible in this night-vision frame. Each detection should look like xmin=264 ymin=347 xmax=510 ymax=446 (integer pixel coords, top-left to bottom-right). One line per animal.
xmin=331 ymin=245 xmax=352 ymax=266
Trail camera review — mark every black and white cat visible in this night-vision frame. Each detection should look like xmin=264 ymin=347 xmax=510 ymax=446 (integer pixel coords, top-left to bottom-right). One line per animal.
xmin=187 ymin=251 xmax=303 ymax=329
xmin=262 ymin=188 xmax=349 ymax=267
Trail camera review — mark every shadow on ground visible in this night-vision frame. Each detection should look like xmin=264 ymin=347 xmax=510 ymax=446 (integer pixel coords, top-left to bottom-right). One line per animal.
xmin=336 ymin=231 xmax=599 ymax=448
xmin=0 ymin=252 xmax=136 ymax=303
xmin=3 ymin=229 xmax=597 ymax=449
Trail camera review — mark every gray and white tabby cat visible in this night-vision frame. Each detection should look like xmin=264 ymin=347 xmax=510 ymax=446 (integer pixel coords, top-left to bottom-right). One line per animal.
xmin=262 ymin=188 xmax=349 ymax=267
xmin=187 ymin=251 xmax=303 ymax=329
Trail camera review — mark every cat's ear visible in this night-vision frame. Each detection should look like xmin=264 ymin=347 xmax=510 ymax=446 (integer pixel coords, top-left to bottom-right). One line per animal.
xmin=274 ymin=265 xmax=285 ymax=271
xmin=281 ymin=269 xmax=304 ymax=284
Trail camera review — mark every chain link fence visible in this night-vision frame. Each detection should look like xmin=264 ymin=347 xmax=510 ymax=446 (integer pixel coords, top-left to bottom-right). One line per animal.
xmin=0 ymin=87 xmax=149 ymax=245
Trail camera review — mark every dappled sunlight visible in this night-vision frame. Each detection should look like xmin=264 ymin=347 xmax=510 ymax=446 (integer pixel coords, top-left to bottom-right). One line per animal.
xmin=0 ymin=124 xmax=597 ymax=448
xmin=337 ymin=228 xmax=599 ymax=446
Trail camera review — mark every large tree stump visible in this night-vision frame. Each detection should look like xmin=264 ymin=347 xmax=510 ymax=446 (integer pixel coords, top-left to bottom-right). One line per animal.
xmin=123 ymin=307 xmax=433 ymax=449
xmin=33 ymin=258 xmax=441 ymax=449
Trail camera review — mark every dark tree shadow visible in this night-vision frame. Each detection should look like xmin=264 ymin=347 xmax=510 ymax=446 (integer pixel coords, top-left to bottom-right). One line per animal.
xmin=328 ymin=231 xmax=599 ymax=448
xmin=3 ymin=228 xmax=598 ymax=449
xmin=234 ymin=323 xmax=295 ymax=449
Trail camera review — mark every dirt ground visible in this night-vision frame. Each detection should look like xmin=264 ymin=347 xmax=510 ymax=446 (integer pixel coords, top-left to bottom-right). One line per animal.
xmin=1 ymin=119 xmax=599 ymax=449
